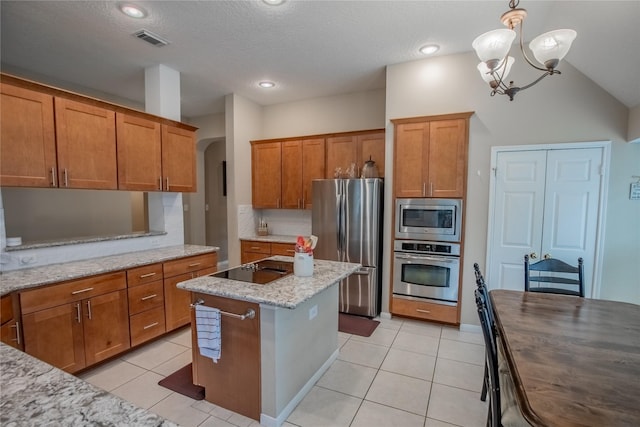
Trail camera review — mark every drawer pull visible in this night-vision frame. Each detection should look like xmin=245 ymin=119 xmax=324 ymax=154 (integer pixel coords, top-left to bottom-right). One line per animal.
xmin=143 ymin=322 xmax=159 ymax=330
xmin=140 ymin=294 xmax=157 ymax=301
xmin=10 ymin=322 xmax=21 ymax=345
xmin=416 ymin=309 xmax=431 ymax=314
xmin=250 ymin=247 xmax=262 ymax=250
xmin=286 ymin=249 xmax=295 ymax=253
xmin=71 ymin=287 xmax=94 ymax=295
xmin=139 ymin=272 xmax=157 ymax=279
xmin=188 ymin=262 xmax=201 ymax=267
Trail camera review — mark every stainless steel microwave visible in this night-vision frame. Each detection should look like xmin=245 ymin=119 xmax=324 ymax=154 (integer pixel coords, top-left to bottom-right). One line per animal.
xmin=395 ymin=198 xmax=462 ymax=242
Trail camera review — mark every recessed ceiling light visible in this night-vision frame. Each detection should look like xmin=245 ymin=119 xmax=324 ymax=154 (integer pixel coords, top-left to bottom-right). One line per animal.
xmin=258 ymin=81 xmax=276 ymax=88
xmin=119 ymin=3 xmax=147 ymax=19
xmin=419 ymin=44 xmax=440 ymax=55
xmin=263 ymin=0 xmax=286 ymax=5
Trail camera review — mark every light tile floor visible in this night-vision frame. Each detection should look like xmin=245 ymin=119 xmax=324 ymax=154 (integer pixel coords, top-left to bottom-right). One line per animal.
xmin=78 ymin=317 xmax=488 ymax=427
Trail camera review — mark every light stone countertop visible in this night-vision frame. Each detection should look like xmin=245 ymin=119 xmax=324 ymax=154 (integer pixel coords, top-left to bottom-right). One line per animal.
xmin=177 ymin=256 xmax=361 ymax=309
xmin=0 ymin=343 xmax=177 ymax=427
xmin=0 ymin=245 xmax=218 ymax=296
xmin=240 ymin=235 xmax=299 ymax=244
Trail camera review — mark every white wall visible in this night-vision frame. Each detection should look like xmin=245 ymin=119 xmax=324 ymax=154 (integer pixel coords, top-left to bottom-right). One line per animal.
xmin=386 ymin=51 xmax=640 ymax=325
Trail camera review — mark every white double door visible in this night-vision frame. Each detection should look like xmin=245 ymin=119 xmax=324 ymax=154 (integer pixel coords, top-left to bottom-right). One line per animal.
xmin=488 ymin=144 xmax=608 ymax=298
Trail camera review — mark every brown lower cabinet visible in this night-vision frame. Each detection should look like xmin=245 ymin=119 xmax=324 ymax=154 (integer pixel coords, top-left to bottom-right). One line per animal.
xmin=21 ymin=272 xmax=130 ymax=373
xmin=391 ymin=296 xmax=458 ymax=325
xmin=240 ymin=240 xmax=296 ymax=264
xmin=164 ymin=253 xmax=218 ymax=331
xmin=1 ymin=294 xmax=23 ymax=350
xmin=14 ymin=251 xmax=217 ymax=373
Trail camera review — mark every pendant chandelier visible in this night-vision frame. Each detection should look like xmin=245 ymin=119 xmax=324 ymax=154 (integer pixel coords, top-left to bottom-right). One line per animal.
xmin=472 ymin=0 xmax=576 ymax=101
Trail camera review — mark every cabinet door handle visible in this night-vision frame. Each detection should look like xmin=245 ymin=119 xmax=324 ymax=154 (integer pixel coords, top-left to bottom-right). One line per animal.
xmin=75 ymin=303 xmax=81 ymax=323
xmin=86 ymin=300 xmax=92 ymax=320
xmin=158 ymin=177 xmax=162 ymax=191
xmin=140 ymin=294 xmax=157 ymax=301
xmin=422 ymin=182 xmax=426 ymax=197
xmin=430 ymin=182 xmax=433 ymax=196
xmin=64 ymin=168 xmax=69 ymax=187
xmin=51 ymin=167 xmax=57 ymax=187
xmin=277 ymin=198 xmax=280 ymax=208
xmin=10 ymin=321 xmax=21 ymax=345
xmin=143 ymin=322 xmax=159 ymax=330
xmin=165 ymin=177 xmax=170 ymax=191
xmin=71 ymin=287 xmax=94 ymax=295
xmin=416 ymin=308 xmax=431 ymax=314
xmin=139 ymin=272 xmax=157 ymax=279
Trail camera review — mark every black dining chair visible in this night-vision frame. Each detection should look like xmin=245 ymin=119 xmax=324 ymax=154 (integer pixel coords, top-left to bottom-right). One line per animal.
xmin=475 ymin=288 xmax=501 ymax=427
xmin=524 ymin=255 xmax=585 ymax=297
xmin=474 ymin=262 xmax=491 ymax=402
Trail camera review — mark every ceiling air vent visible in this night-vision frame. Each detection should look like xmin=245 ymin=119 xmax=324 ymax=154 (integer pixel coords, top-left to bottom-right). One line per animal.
xmin=133 ymin=29 xmax=169 ymax=47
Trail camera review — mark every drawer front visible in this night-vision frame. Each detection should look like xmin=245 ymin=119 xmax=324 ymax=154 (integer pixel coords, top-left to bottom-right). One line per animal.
xmin=20 ymin=272 xmax=126 ymax=315
xmin=270 ymin=242 xmax=296 ymax=257
xmin=163 ymin=253 xmax=217 ymax=277
xmin=128 ymin=281 xmax=164 ymax=315
xmin=241 ymin=240 xmax=271 ymax=254
xmin=130 ymin=306 xmax=166 ymax=347
xmin=127 ymin=263 xmax=163 ymax=287
xmin=391 ymin=297 xmax=458 ymax=324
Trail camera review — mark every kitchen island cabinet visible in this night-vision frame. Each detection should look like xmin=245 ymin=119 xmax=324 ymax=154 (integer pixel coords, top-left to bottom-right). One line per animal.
xmin=178 ymin=257 xmax=360 ymax=426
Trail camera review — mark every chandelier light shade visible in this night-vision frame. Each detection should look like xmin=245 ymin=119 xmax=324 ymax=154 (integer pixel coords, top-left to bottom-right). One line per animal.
xmin=472 ymin=0 xmax=577 ymax=101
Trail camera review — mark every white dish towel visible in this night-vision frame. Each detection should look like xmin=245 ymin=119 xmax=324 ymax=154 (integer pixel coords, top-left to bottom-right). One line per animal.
xmin=195 ymin=305 xmax=221 ymax=363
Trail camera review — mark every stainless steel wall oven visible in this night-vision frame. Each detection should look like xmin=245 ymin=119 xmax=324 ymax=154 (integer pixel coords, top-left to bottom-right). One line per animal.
xmin=393 ymin=240 xmax=460 ymax=304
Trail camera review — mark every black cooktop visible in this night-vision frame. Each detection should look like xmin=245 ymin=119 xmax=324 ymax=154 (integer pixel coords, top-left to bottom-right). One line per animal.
xmin=210 ymin=259 xmax=294 ymax=285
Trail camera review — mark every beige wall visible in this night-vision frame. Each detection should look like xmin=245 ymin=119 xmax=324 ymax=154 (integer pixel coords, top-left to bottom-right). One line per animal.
xmin=629 ymin=105 xmax=640 ymax=143
xmin=386 ymin=52 xmax=640 ymax=325
xmin=262 ymin=89 xmax=386 ymax=138
xmin=226 ymin=94 xmax=264 ymax=265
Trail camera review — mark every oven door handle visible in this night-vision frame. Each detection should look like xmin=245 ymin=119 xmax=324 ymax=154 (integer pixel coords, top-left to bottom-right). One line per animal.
xmin=395 ymin=253 xmax=458 ymax=263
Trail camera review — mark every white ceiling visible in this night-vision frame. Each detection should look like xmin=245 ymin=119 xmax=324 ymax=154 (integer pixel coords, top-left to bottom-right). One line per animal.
xmin=2 ymin=1 xmax=639 ymax=118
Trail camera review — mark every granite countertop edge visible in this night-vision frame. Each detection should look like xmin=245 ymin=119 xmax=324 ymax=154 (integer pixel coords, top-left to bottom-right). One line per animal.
xmin=178 ymin=256 xmax=361 ymax=309
xmin=0 ymin=245 xmax=219 ymax=297
xmin=0 ymin=343 xmax=177 ymax=427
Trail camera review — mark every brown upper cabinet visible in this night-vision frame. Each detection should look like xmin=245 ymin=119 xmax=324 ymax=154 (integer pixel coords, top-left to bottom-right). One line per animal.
xmin=251 ymin=138 xmax=326 ymax=209
xmin=55 ymin=98 xmax=118 ymax=189
xmin=393 ymin=113 xmax=472 ymax=198
xmin=325 ymin=131 xmax=385 ymax=178
xmin=0 ymin=74 xmax=197 ymax=192
xmin=0 ymin=83 xmax=57 ymax=188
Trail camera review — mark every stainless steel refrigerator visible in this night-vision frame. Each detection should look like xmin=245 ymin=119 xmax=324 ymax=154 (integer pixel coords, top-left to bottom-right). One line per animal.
xmin=312 ymin=178 xmax=383 ymax=317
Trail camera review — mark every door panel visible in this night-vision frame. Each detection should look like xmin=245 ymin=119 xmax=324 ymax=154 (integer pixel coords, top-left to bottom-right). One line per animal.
xmin=339 ymin=267 xmax=377 ymax=317
xmin=311 ymin=180 xmax=341 ymax=261
xmin=489 ymin=147 xmax=603 ymax=297
xmin=490 ymin=151 xmax=547 ymax=291
xmin=344 ymin=179 xmax=381 ymax=267
xmin=541 ymin=148 xmax=602 ymax=295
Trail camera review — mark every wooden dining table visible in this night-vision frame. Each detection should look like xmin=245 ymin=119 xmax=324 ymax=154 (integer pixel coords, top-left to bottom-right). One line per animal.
xmin=490 ymin=289 xmax=640 ymax=427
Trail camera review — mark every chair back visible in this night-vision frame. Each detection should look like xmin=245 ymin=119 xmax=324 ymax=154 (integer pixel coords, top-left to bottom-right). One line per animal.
xmin=475 ymin=289 xmax=501 ymax=427
xmin=524 ymin=255 xmax=585 ymax=297
xmin=474 ymin=263 xmax=494 ymax=323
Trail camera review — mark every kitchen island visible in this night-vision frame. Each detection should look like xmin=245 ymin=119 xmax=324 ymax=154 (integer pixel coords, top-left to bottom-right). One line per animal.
xmin=177 ymin=256 xmax=360 ymax=427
